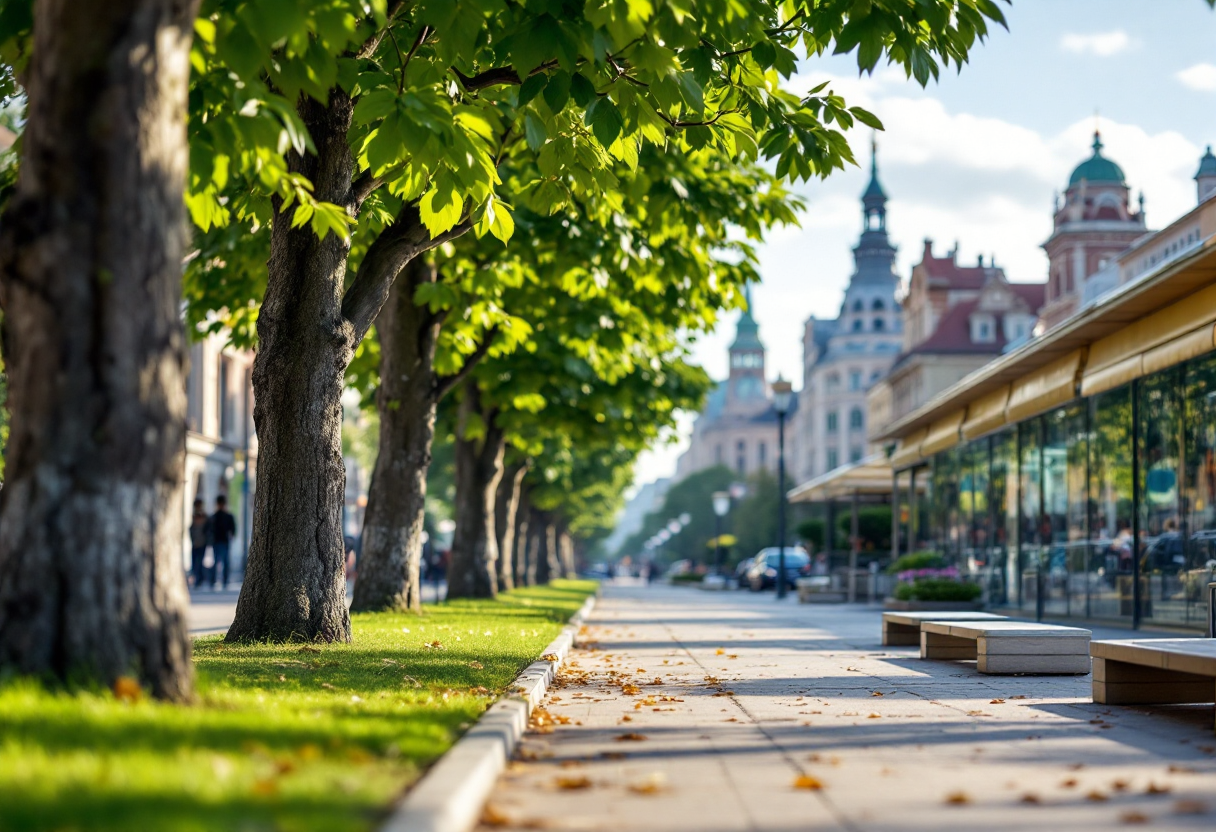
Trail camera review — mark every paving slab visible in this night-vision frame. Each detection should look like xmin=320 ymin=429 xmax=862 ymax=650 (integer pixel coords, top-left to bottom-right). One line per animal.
xmin=474 ymin=584 xmax=1216 ymax=832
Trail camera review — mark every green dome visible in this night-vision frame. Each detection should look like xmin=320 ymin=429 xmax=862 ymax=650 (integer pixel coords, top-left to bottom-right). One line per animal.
xmin=1068 ymin=132 xmax=1125 ymax=186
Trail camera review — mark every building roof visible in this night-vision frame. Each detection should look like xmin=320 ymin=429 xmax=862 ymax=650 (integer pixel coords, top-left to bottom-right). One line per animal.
xmin=903 ymin=281 xmax=1043 ymax=357
xmin=874 ymin=241 xmax=1216 ymax=443
xmin=730 ymin=289 xmax=763 ymax=351
xmin=1068 ymin=131 xmax=1126 ymax=187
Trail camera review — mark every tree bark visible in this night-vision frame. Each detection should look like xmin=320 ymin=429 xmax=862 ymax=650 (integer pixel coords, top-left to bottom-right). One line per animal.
xmin=446 ymin=381 xmax=504 ymax=599
xmin=494 ymin=463 xmax=527 ymax=593
xmin=514 ymin=490 xmax=532 ymax=587
xmin=350 ymin=261 xmax=439 ymax=613
xmin=559 ymin=527 xmax=576 ymax=578
xmin=0 ymin=0 xmax=199 ymax=699
xmin=524 ymin=510 xmax=542 ymax=587
xmin=535 ymin=514 xmax=559 ymax=586
xmin=227 ymin=91 xmax=357 ymax=643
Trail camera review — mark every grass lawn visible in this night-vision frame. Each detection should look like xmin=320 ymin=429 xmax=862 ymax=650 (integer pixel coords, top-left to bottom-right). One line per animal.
xmin=0 ymin=579 xmax=597 ymax=832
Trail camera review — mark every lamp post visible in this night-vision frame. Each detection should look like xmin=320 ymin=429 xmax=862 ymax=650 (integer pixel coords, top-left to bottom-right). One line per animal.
xmin=712 ymin=491 xmax=730 ymax=575
xmin=772 ymin=377 xmax=794 ymax=600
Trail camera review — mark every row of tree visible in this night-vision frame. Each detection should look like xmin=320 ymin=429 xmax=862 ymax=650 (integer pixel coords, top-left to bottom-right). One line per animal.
xmin=0 ymin=0 xmax=1006 ymax=699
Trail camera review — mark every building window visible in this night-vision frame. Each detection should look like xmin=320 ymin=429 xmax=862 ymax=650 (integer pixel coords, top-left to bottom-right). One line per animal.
xmin=826 ymin=411 xmax=838 ymax=433
xmin=825 ymin=374 xmax=840 ymax=393
xmin=971 ymin=314 xmax=995 ymax=343
xmin=872 ymin=298 xmax=885 ymax=310
xmin=736 ymin=440 xmax=746 ymax=475
xmin=852 ymin=299 xmax=864 ymax=312
xmin=852 ymin=318 xmax=863 ymax=332
xmin=758 ymin=442 xmax=767 ymax=466
xmin=850 ymin=446 xmax=862 ymax=464
xmin=873 ymin=317 xmax=885 ymax=331
xmin=849 ymin=370 xmax=862 ymax=391
xmin=849 ymin=407 xmax=863 ymax=430
xmin=827 ymin=449 xmax=839 ymax=470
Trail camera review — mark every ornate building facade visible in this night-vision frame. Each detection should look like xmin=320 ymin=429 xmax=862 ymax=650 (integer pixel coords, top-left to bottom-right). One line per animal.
xmin=793 ymin=147 xmax=904 ymax=482
xmin=674 ymin=296 xmax=788 ymax=480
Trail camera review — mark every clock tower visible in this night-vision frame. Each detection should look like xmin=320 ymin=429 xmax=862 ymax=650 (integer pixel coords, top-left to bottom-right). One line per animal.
xmin=725 ymin=289 xmax=769 ymax=414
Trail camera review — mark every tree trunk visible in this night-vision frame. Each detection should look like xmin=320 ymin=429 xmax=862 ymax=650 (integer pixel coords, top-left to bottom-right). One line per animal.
xmin=446 ymin=382 xmax=504 ymax=599
xmin=226 ymin=92 xmax=357 ymax=643
xmin=559 ymin=528 xmax=576 ymax=578
xmin=351 ymin=261 xmax=441 ymax=613
xmin=0 ymin=0 xmax=199 ymax=699
xmin=524 ymin=511 xmax=542 ymax=587
xmin=494 ymin=463 xmax=526 ymax=593
xmin=514 ymin=490 xmax=532 ymax=587
xmin=535 ymin=514 xmax=558 ymax=586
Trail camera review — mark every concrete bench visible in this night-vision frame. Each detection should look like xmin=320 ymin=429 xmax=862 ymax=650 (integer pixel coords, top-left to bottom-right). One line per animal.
xmin=796 ymin=576 xmax=846 ymax=604
xmin=1091 ymin=640 xmax=1216 ymax=716
xmin=881 ymin=611 xmax=1007 ymax=646
xmin=921 ymin=620 xmax=1092 ymax=675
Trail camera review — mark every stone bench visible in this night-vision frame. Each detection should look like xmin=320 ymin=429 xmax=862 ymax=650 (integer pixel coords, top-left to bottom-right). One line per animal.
xmin=921 ymin=620 xmax=1092 ymax=675
xmin=796 ymin=576 xmax=846 ymax=604
xmin=881 ymin=611 xmax=1007 ymax=646
xmin=1091 ymin=640 xmax=1216 ymax=719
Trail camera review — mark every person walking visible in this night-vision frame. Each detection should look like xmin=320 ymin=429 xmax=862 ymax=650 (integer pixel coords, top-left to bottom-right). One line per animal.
xmin=188 ymin=498 xmax=210 ymax=589
xmin=209 ymin=494 xmax=237 ymax=591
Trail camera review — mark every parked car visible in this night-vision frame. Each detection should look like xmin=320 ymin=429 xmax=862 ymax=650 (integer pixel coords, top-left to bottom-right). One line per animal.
xmin=745 ymin=547 xmax=811 ymax=591
xmin=732 ymin=558 xmax=754 ymax=590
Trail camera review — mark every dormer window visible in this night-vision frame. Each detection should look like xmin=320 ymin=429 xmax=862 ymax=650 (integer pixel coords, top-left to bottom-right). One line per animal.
xmin=971 ymin=313 xmax=996 ymax=343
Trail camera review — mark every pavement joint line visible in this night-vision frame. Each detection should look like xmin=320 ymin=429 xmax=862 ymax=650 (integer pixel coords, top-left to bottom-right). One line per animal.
xmin=381 ymin=590 xmax=598 ymax=832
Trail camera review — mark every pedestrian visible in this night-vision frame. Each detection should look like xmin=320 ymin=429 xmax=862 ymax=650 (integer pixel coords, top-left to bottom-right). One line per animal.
xmin=188 ymin=498 xmax=210 ymax=588
xmin=209 ymin=494 xmax=237 ymax=590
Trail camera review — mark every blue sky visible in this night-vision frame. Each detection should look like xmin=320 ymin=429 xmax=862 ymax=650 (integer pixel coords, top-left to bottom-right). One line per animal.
xmin=633 ymin=0 xmax=1216 ymax=487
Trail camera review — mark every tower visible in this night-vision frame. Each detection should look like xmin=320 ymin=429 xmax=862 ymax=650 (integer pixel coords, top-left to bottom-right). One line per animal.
xmin=1040 ymin=130 xmax=1147 ymax=330
xmin=724 ymin=287 xmax=768 ymax=414
xmin=1196 ymin=145 xmax=1216 ymax=204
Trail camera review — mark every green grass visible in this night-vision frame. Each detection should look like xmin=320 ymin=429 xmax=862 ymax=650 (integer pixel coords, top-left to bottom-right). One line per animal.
xmin=0 ymin=580 xmax=597 ymax=832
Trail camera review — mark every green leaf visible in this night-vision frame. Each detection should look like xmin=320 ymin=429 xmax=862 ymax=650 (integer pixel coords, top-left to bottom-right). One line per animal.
xmin=849 ymin=106 xmax=883 ymax=130
xmin=524 ymin=111 xmax=547 ymax=151
xmin=543 ymin=71 xmax=571 ymax=114
xmin=586 ymin=98 xmax=623 ymax=148
xmin=519 ymin=72 xmax=547 ymax=106
xmin=570 ymin=72 xmax=596 ymax=107
xmin=751 ymin=40 xmax=776 ymax=70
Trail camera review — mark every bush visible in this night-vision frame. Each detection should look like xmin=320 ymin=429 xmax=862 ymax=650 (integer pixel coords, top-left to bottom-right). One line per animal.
xmin=886 ymin=550 xmax=946 ymax=575
xmin=893 ymin=578 xmax=982 ymax=602
xmin=796 ymin=519 xmax=824 ymax=548
xmin=670 ymin=572 xmax=703 ymax=585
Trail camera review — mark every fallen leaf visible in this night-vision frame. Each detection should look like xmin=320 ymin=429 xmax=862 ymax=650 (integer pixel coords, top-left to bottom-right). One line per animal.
xmin=1146 ymin=782 xmax=1172 ymax=795
xmin=543 ymin=654 xmax=559 ymax=663
xmin=1020 ymin=793 xmax=1041 ymax=804
xmin=793 ymin=775 xmax=824 ymax=791
xmin=944 ymin=791 xmax=970 ymax=805
xmin=1086 ymin=791 xmax=1108 ymax=802
xmin=628 ymin=773 xmax=667 ymax=795
xmin=712 ymin=691 xmax=735 ymax=697
xmin=621 ymin=683 xmax=641 ymax=696
xmin=112 ymin=677 xmax=142 ymax=703
xmin=468 ymin=661 xmax=484 ymax=670
xmin=715 ymin=649 xmax=725 ymax=655
xmin=600 ymin=751 xmax=628 ymax=760
xmin=1060 ymin=778 xmax=1079 ymax=789
xmin=1111 ymin=779 xmax=1129 ymax=792
xmin=871 ymin=691 xmax=885 ymax=697
xmin=299 ymin=646 xmax=322 ymax=654
xmin=480 ymin=804 xmax=511 ymax=827
xmin=990 ymin=699 xmax=1006 ymax=704
xmin=867 ymin=713 xmax=881 ymax=719
xmin=1168 ymin=765 xmax=1197 ymax=774
xmin=1119 ymin=811 xmax=1150 ymax=824
xmin=621 ymin=715 xmax=632 ymax=722
xmin=1173 ymin=799 xmax=1208 ymax=815
xmin=616 ymin=733 xmax=648 ymax=742
xmin=554 ymin=776 xmax=592 ymax=790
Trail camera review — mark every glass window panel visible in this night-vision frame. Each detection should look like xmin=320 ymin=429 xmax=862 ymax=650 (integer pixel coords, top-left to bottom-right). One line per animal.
xmin=1138 ymin=368 xmax=1184 ymax=626
xmin=1183 ymin=355 xmax=1216 ymax=626
xmin=1018 ymin=419 xmax=1043 ymax=615
xmin=991 ymin=429 xmax=1016 ymax=608
xmin=1088 ymin=385 xmax=1135 ymax=622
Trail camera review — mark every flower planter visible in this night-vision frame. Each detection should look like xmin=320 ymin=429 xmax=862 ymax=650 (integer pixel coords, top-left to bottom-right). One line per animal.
xmin=883 ymin=599 xmax=985 ymax=612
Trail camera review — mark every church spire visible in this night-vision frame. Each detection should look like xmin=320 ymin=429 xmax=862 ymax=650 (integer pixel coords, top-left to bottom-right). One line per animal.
xmin=861 ymin=134 xmax=887 ymax=231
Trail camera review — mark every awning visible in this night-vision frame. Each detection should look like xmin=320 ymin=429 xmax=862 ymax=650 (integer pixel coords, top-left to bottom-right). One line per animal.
xmin=961 ymin=385 xmax=1010 ymax=441
xmin=1081 ymin=282 xmax=1216 ymax=396
xmin=889 ymin=426 xmax=928 ymax=470
xmin=788 ymin=454 xmax=920 ymax=503
xmin=1143 ymin=323 xmax=1216 ymax=375
xmin=1005 ymin=349 xmax=1084 ymax=423
xmin=919 ymin=410 xmax=965 ymax=457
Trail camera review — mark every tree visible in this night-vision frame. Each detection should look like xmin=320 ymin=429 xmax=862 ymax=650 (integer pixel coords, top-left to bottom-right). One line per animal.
xmin=180 ymin=0 xmax=1006 ymax=639
xmin=0 ymin=0 xmax=201 ymax=699
xmin=619 ymin=466 xmax=735 ymax=564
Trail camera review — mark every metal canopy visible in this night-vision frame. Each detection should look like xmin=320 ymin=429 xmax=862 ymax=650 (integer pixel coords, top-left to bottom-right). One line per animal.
xmin=787 ymin=454 xmax=919 ymax=503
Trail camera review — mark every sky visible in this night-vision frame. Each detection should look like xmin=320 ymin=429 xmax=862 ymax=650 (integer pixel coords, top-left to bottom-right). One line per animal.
xmin=630 ymin=0 xmax=1216 ymax=491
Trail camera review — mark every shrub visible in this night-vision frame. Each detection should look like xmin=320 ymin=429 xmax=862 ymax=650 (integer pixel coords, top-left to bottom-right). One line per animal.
xmin=893 ymin=578 xmax=982 ymax=602
xmin=796 ymin=519 xmax=824 ymax=548
xmin=886 ymin=550 xmax=946 ymax=575
xmin=670 ymin=572 xmax=703 ymax=585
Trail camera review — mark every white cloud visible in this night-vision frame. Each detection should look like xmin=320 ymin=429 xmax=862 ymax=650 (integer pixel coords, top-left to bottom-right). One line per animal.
xmin=1060 ymin=31 xmax=1132 ymax=57
xmin=1176 ymin=63 xmax=1216 ymax=92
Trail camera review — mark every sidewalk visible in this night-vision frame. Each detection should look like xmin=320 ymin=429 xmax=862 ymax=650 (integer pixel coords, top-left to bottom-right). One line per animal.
xmin=475 ymin=583 xmax=1216 ymax=831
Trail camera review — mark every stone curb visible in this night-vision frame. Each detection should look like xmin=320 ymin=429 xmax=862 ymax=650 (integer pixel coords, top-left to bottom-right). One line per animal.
xmin=381 ymin=591 xmax=598 ymax=832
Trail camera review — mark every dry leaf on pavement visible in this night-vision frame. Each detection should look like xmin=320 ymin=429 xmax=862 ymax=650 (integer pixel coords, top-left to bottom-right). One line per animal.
xmin=793 ymin=775 xmax=824 ymax=791
xmin=944 ymin=791 xmax=970 ymax=805
xmin=616 ymin=733 xmax=648 ymax=742
xmin=1119 ymin=811 xmax=1150 ymax=824
xmin=554 ymin=776 xmax=592 ymax=790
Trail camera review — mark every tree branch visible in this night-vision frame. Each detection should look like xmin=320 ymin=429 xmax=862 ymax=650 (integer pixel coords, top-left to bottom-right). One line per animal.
xmin=452 ymin=59 xmax=560 ymax=91
xmin=341 ymin=202 xmax=473 ymax=345
xmin=434 ymin=325 xmax=501 ymax=401
xmin=656 ymin=108 xmax=738 ymax=128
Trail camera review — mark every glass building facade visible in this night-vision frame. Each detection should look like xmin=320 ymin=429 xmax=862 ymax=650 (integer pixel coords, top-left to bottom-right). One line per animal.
xmin=897 ymin=351 xmax=1216 ymax=630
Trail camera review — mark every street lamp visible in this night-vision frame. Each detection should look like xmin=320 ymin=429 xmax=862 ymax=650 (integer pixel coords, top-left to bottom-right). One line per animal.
xmin=772 ymin=376 xmax=794 ymax=600
xmin=712 ymin=491 xmax=730 ymax=575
